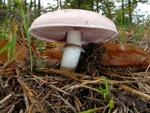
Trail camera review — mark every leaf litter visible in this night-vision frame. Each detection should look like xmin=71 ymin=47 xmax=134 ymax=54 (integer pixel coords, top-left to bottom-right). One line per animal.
xmin=0 ymin=40 xmax=150 ymax=113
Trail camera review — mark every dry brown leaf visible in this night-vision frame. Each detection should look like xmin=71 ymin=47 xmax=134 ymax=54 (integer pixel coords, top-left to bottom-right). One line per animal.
xmin=0 ymin=39 xmax=28 ymax=66
xmin=99 ymin=43 xmax=150 ymax=67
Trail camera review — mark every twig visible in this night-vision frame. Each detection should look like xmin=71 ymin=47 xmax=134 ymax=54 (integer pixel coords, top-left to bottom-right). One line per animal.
xmin=145 ymin=64 xmax=150 ymax=72
xmin=81 ymin=78 xmax=150 ymax=85
xmin=48 ymin=84 xmax=71 ymax=96
xmin=74 ymin=96 xmax=82 ymax=112
xmin=19 ymin=109 xmax=24 ymax=113
xmin=55 ymin=92 xmax=77 ymax=113
xmin=120 ymin=84 xmax=150 ymax=100
xmin=0 ymin=93 xmax=13 ymax=105
xmin=23 ymin=93 xmax=30 ymax=112
xmin=41 ymin=68 xmax=85 ymax=82
xmin=41 ymin=91 xmax=51 ymax=103
xmin=7 ymin=105 xmax=15 ymax=113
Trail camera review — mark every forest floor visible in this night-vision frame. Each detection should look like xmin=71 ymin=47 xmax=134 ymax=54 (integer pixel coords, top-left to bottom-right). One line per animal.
xmin=0 ymin=37 xmax=150 ymax=113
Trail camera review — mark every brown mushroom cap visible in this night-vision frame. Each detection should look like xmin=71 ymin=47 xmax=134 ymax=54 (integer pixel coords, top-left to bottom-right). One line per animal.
xmin=29 ymin=9 xmax=118 ymax=44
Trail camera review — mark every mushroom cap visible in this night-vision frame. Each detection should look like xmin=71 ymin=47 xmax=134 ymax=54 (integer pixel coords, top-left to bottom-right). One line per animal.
xmin=29 ymin=9 xmax=118 ymax=44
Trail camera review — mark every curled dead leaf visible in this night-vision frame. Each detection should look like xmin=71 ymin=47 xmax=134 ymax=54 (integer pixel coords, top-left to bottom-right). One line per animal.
xmin=98 ymin=43 xmax=150 ymax=68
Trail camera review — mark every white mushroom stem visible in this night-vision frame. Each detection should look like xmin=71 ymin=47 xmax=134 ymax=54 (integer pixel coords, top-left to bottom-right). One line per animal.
xmin=60 ymin=30 xmax=82 ymax=71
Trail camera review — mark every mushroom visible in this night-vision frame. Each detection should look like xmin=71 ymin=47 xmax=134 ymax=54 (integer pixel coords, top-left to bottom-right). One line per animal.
xmin=29 ymin=9 xmax=118 ymax=71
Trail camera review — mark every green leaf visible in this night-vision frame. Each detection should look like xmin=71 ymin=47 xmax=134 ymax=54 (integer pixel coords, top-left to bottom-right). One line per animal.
xmin=108 ymin=99 xmax=114 ymax=113
xmin=108 ymin=99 xmax=114 ymax=110
xmin=99 ymin=80 xmax=109 ymax=99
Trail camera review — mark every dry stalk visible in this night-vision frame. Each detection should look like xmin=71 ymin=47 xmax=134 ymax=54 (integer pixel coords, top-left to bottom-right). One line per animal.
xmin=0 ymin=93 xmax=13 ymax=105
xmin=81 ymin=78 xmax=149 ymax=85
xmin=120 ymin=84 xmax=150 ymax=100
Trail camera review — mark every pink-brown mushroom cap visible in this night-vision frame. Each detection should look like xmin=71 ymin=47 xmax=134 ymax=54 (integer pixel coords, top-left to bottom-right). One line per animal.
xmin=29 ymin=9 xmax=118 ymax=44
